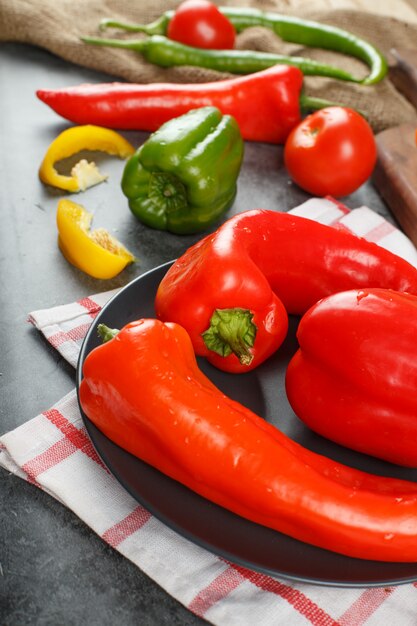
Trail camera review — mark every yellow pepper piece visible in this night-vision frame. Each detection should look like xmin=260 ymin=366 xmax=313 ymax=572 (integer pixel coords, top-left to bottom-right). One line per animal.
xmin=39 ymin=125 xmax=135 ymax=192
xmin=57 ymin=199 xmax=135 ymax=279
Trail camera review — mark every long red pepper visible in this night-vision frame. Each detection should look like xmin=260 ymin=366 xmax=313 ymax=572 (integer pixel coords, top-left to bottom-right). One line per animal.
xmin=37 ymin=66 xmax=316 ymax=144
xmin=79 ymin=318 xmax=417 ymax=562
xmin=155 ymin=209 xmax=417 ymax=372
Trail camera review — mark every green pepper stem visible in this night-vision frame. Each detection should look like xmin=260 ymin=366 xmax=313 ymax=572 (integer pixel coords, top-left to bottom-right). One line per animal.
xmin=97 ymin=324 xmax=119 ymax=343
xmin=202 ymin=308 xmax=257 ymax=366
xmin=99 ymin=14 xmax=170 ymax=35
xmin=300 ymin=93 xmax=368 ymax=118
xmin=299 ymin=94 xmax=344 ymax=112
xmin=81 ymin=36 xmax=147 ymax=52
xmin=148 ymin=171 xmax=188 ymax=215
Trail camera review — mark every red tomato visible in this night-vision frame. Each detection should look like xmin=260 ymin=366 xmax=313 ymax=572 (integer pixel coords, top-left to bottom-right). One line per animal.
xmin=167 ymin=0 xmax=236 ymax=50
xmin=284 ymin=107 xmax=377 ymax=197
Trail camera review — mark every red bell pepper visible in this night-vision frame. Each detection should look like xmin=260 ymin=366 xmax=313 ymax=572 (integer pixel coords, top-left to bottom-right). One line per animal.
xmin=36 ymin=66 xmax=305 ymax=144
xmin=155 ymin=209 xmax=417 ymax=372
xmin=79 ymin=318 xmax=417 ymax=562
xmin=286 ymin=288 xmax=417 ymax=467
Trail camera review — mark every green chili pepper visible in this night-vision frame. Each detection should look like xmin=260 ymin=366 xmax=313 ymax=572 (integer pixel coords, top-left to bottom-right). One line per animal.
xmin=98 ymin=6 xmax=387 ymax=85
xmin=82 ymin=33 xmax=363 ymax=82
xmin=121 ymin=106 xmax=244 ymax=235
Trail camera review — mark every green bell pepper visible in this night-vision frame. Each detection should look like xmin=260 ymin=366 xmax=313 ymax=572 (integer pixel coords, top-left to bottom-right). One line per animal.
xmin=121 ymin=106 xmax=244 ymax=235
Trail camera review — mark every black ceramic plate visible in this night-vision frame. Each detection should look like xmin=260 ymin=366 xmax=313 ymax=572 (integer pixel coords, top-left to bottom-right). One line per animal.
xmin=76 ymin=261 xmax=417 ymax=587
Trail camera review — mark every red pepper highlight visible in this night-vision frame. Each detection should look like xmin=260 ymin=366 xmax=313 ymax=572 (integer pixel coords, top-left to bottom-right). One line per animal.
xmin=79 ymin=318 xmax=417 ymax=563
xmin=36 ymin=66 xmax=304 ymax=144
xmin=286 ymin=288 xmax=417 ymax=467
xmin=155 ymin=209 xmax=417 ymax=372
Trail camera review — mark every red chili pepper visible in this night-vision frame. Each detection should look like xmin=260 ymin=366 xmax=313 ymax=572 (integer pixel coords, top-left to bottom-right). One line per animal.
xmin=36 ymin=66 xmax=306 ymax=144
xmin=286 ymin=288 xmax=417 ymax=467
xmin=155 ymin=209 xmax=417 ymax=372
xmin=79 ymin=318 xmax=417 ymax=562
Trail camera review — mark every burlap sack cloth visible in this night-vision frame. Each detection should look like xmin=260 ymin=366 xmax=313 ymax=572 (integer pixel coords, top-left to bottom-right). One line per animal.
xmin=1 ymin=0 xmax=416 ymax=133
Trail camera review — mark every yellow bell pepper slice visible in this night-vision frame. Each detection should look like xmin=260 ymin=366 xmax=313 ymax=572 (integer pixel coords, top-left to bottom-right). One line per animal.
xmin=57 ymin=199 xmax=135 ymax=279
xmin=39 ymin=125 xmax=135 ymax=192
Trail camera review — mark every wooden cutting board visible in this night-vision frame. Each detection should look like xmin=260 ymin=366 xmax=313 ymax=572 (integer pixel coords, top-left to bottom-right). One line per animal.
xmin=372 ymin=49 xmax=417 ymax=246
xmin=388 ymin=48 xmax=417 ymax=109
xmin=373 ymin=123 xmax=417 ymax=244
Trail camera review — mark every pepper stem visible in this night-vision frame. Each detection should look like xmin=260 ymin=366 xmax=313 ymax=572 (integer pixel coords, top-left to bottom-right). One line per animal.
xmin=299 ymin=93 xmax=368 ymax=119
xmin=202 ymin=308 xmax=257 ymax=366
xmin=148 ymin=172 xmax=188 ymax=214
xmin=99 ymin=14 xmax=170 ymax=35
xmin=299 ymin=94 xmax=345 ymax=112
xmin=97 ymin=324 xmax=119 ymax=343
xmin=80 ymin=36 xmax=148 ymax=53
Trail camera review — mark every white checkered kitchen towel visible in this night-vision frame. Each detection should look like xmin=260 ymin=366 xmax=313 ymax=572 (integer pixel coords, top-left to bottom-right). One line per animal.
xmin=2 ymin=198 xmax=417 ymax=625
